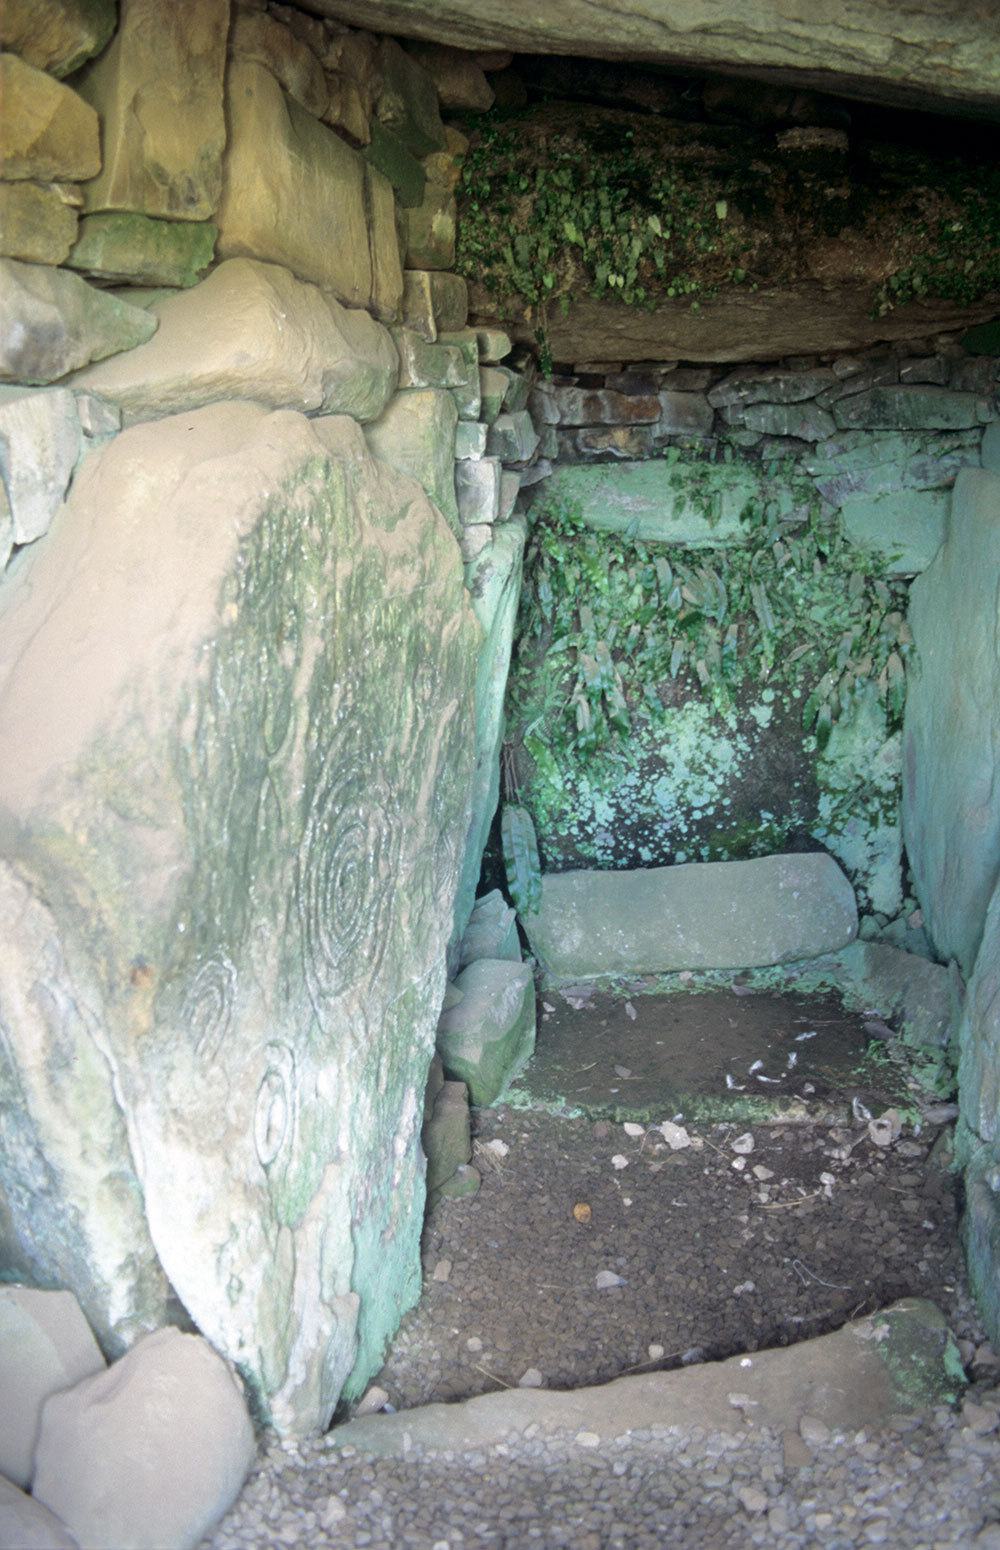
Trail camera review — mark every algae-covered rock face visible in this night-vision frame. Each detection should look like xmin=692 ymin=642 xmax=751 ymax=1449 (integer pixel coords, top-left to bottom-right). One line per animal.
xmin=0 ymin=403 xmax=479 ymax=1434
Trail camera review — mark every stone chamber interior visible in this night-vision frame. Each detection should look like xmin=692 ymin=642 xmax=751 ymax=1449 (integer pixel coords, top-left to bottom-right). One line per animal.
xmin=1 ymin=4 xmax=1000 ymax=1543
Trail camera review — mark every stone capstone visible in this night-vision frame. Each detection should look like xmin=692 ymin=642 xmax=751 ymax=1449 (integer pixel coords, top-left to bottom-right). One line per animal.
xmin=0 ymin=1285 xmax=106 ymax=1490
xmin=903 ymin=466 xmax=1000 ymax=977
xmin=522 ymin=855 xmax=858 ymax=979
xmin=74 ymin=0 xmax=229 ymax=221
xmin=31 ymin=1328 xmax=256 ymax=1550
xmin=0 ymin=258 xmax=157 ymax=385
xmin=303 ymin=1 xmax=1000 ymax=119
xmin=216 ymin=59 xmax=402 ymax=320
xmin=436 ymin=958 xmax=536 ymax=1106
xmin=70 ymin=258 xmax=399 ymax=423
xmin=0 ymin=53 xmax=101 ymax=183
xmin=0 ymin=402 xmax=480 ymax=1433
xmin=1 ymin=0 xmax=116 ymax=79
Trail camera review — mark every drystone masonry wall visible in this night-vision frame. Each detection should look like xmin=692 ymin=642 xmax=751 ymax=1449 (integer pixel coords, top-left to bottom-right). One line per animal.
xmin=0 ymin=0 xmax=534 ymax=1437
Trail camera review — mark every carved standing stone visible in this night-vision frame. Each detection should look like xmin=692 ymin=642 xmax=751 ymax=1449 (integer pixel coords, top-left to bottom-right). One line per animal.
xmin=0 ymin=402 xmax=479 ymax=1433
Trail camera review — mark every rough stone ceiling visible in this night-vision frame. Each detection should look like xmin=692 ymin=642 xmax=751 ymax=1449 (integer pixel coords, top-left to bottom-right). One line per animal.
xmin=305 ymin=0 xmax=1000 ymax=119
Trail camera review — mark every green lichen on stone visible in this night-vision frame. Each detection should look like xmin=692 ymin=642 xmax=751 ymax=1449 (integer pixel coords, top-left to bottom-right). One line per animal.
xmin=874 ymin=1302 xmax=966 ymax=1411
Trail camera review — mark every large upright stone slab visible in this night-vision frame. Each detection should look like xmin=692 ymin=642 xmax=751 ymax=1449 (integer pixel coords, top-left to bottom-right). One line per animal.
xmin=71 ymin=258 xmax=399 ymax=423
xmin=522 ymin=854 xmax=858 ymax=979
xmin=957 ymin=873 xmax=1000 ymax=1349
xmin=903 ymin=467 xmax=1000 ymax=977
xmin=74 ymin=0 xmax=228 ymax=221
xmin=0 ymin=258 xmax=157 ymax=384
xmin=0 ymin=402 xmax=480 ymax=1433
xmin=216 ymin=59 xmax=403 ymax=320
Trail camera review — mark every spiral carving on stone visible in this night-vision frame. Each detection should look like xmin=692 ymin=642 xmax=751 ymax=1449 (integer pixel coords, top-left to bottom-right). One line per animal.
xmin=253 ymin=1042 xmax=296 ymax=1170
xmin=296 ymin=726 xmax=401 ymax=1030
xmin=183 ymin=950 xmax=237 ymax=1062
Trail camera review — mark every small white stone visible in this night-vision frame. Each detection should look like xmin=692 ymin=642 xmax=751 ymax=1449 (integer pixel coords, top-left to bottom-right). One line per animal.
xmin=611 ymin=1154 xmax=629 ymax=1170
xmin=595 ymin=1270 xmax=625 ymax=1290
xmin=575 ymin=1431 xmax=601 ymax=1448
xmin=648 ymin=1343 xmax=665 ymax=1360
xmin=738 ymin=1485 xmax=769 ymax=1514
xmin=731 ymin=1132 xmax=755 ymax=1154
xmin=432 ymin=1258 xmax=452 ymax=1282
xmin=518 ymin=1367 xmax=544 ymax=1388
xmin=623 ymin=1122 xmax=645 ymax=1137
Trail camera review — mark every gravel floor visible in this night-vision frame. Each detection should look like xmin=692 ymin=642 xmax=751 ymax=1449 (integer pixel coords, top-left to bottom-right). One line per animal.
xmin=203 ymin=1096 xmax=1000 ymax=1549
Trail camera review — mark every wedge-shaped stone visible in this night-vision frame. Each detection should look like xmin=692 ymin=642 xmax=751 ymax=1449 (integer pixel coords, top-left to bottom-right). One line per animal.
xmin=66 ymin=212 xmax=217 ymax=288
xmin=0 ymin=402 xmax=479 ymax=1433
xmin=363 ymin=387 xmax=460 ymax=529
xmin=74 ymin=0 xmax=228 ymax=220
xmin=522 ymin=854 xmax=858 ymax=978
xmin=375 ymin=37 xmax=447 ymax=157
xmin=33 ymin=1328 xmax=255 ymax=1550
xmin=436 ymin=959 xmax=535 ymax=1106
xmin=71 ymin=257 xmax=398 ymax=423
xmin=903 ymin=467 xmax=1000 ymax=977
xmin=0 ymin=258 xmax=157 ymax=385
xmin=1 ymin=0 xmax=116 ymax=79
xmin=1 ymin=54 xmax=100 ymax=182
xmin=229 ymin=9 xmax=328 ymax=118
xmin=217 ymin=60 xmax=402 ymax=319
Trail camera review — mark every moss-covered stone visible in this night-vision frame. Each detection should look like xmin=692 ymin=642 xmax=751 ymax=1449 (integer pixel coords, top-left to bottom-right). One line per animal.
xmin=66 ymin=213 xmax=217 ymax=288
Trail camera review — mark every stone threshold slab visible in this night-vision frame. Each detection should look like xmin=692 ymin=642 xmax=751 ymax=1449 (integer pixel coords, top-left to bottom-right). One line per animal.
xmin=331 ymin=1298 xmax=960 ymax=1456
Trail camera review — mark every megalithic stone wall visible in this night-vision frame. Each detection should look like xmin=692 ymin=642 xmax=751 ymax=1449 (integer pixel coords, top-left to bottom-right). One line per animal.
xmin=0 ymin=402 xmax=480 ymax=1433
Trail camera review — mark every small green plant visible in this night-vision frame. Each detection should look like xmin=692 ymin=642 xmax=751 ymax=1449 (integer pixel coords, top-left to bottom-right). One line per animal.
xmin=508 ymin=480 xmax=912 ymax=780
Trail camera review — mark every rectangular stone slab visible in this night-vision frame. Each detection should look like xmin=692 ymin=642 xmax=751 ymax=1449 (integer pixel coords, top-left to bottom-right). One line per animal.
xmin=521 ymin=854 xmax=858 ymax=978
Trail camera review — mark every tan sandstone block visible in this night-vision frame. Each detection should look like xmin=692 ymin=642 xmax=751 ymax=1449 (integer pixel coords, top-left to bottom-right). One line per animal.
xmin=1 ymin=54 xmax=100 ymax=183
xmin=217 ymin=59 xmax=402 ymax=318
xmin=1 ymin=0 xmax=116 ymax=79
xmin=0 ymin=182 xmax=79 ymax=265
xmin=74 ymin=0 xmax=229 ymax=220
xmin=229 ymin=10 xmax=328 ymax=118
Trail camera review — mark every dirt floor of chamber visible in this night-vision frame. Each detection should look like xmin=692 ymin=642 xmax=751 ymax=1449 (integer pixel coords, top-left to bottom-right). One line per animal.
xmin=372 ymin=987 xmax=984 ymax=1415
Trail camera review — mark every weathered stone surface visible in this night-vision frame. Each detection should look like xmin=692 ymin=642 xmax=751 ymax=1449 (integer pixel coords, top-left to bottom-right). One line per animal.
xmin=459 ymin=889 xmax=521 ymax=968
xmin=708 ymin=367 xmax=839 ymax=408
xmin=962 ymin=1159 xmax=1000 ymax=1354
xmin=436 ymin=959 xmax=535 ymax=1106
xmin=71 ymin=258 xmax=398 ymax=423
xmin=476 ymin=328 xmax=513 ymax=365
xmin=438 ymin=330 xmax=482 ymax=420
xmin=958 ymin=876 xmax=1000 ymax=1158
xmin=459 ymin=523 xmax=493 ymax=561
xmin=1 ymin=54 xmax=100 ymax=182
xmin=403 ymin=271 xmax=469 ymax=340
xmin=812 ymin=683 xmax=903 ymax=918
xmin=741 ymin=400 xmax=836 ymax=441
xmin=486 ymin=410 xmax=539 ymax=464
xmin=543 ymin=460 xmax=763 ymax=545
xmin=840 ymin=488 xmax=950 ymax=576
xmin=393 ymin=329 xmax=466 ymax=391
xmin=0 ymin=1286 xmax=105 ymax=1490
xmin=0 ymin=387 xmax=83 ymax=544
xmin=0 ymin=259 xmax=158 ymax=385
xmin=304 ymin=1 xmax=1000 ymax=118
xmin=422 ymin=1078 xmax=472 ymax=1194
xmin=363 ymin=387 xmax=460 ymax=530
xmin=548 ymin=386 xmax=661 ymax=426
xmin=474 ymin=285 xmax=1000 ymax=369
xmin=74 ymin=0 xmax=228 ymax=220
xmin=375 ymin=36 xmax=447 ymax=158
xmin=451 ymin=517 xmax=525 ymax=957
xmin=230 ymin=9 xmax=329 ymax=117
xmin=0 ymin=402 xmax=479 ymax=1432
xmin=456 ymin=455 xmax=501 ymax=526
xmin=363 ymin=118 xmax=427 ymax=208
xmin=405 ymin=185 xmax=457 ymax=270
xmin=0 ymin=181 xmax=79 ymax=265
xmin=903 ymin=467 xmax=1000 ymax=977
xmin=823 ymin=940 xmax=951 ymax=1050
xmin=0 ymin=1475 xmax=80 ymax=1550
xmin=217 ymin=60 xmax=403 ymax=320
xmin=805 ymin=429 xmax=983 ymax=505
xmin=66 ymin=212 xmax=217 ymax=287
xmin=455 ymin=420 xmax=488 ymax=459
xmin=32 ymin=1328 xmax=255 ymax=1550
xmin=406 ymin=42 xmax=495 ymax=110
xmin=0 ymin=481 xmax=13 ymax=570
xmin=522 ymin=854 xmax=858 ymax=979
xmin=479 ymin=366 xmax=508 ymax=425
xmin=1 ymin=0 xmax=116 ymax=79
xmin=656 ymin=389 xmax=714 ymax=436
xmin=833 ymin=386 xmax=993 ymax=433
